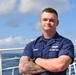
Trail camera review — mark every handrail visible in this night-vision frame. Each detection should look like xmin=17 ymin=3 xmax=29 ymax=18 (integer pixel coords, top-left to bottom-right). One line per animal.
xmin=0 ymin=47 xmax=24 ymax=52
xmin=2 ymin=57 xmax=20 ymax=61
xmin=0 ymin=44 xmax=76 ymax=75
xmin=2 ymin=66 xmax=18 ymax=70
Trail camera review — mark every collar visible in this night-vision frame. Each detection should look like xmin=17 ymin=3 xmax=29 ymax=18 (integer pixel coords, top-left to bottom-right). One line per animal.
xmin=38 ymin=32 xmax=61 ymax=42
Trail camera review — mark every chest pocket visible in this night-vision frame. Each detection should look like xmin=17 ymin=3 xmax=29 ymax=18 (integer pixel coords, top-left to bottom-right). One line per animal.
xmin=49 ymin=49 xmax=59 ymax=58
xmin=33 ymin=49 xmax=42 ymax=58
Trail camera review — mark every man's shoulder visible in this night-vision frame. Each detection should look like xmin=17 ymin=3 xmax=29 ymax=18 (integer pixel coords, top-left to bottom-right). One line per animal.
xmin=54 ymin=32 xmax=71 ymax=42
xmin=33 ymin=36 xmax=42 ymax=44
xmin=59 ymin=35 xmax=73 ymax=44
xmin=27 ymin=36 xmax=42 ymax=45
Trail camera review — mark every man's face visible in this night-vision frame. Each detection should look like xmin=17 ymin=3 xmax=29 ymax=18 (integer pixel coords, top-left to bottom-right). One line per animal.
xmin=40 ymin=12 xmax=59 ymax=32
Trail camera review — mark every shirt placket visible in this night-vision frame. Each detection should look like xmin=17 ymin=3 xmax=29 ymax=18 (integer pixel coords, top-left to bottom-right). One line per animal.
xmin=43 ymin=39 xmax=56 ymax=58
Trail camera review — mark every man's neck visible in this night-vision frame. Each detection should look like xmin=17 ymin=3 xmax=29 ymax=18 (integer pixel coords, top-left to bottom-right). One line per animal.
xmin=43 ymin=31 xmax=56 ymax=39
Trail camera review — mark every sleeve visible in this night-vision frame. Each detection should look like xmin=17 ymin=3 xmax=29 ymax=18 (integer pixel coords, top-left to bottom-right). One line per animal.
xmin=59 ymin=39 xmax=74 ymax=64
xmin=22 ymin=41 xmax=33 ymax=58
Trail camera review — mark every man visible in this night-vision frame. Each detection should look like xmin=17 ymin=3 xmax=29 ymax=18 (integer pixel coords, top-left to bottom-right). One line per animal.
xmin=19 ymin=7 xmax=74 ymax=75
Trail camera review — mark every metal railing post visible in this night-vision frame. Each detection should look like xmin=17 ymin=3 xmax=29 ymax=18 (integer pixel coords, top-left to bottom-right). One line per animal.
xmin=73 ymin=62 xmax=76 ymax=74
xmin=12 ymin=68 xmax=14 ymax=75
xmin=69 ymin=65 xmax=71 ymax=75
xmin=0 ymin=51 xmax=2 ymax=75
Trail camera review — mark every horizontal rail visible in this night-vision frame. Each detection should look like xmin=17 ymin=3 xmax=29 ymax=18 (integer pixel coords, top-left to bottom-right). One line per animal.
xmin=74 ymin=44 xmax=76 ymax=46
xmin=0 ymin=44 xmax=76 ymax=52
xmin=2 ymin=57 xmax=20 ymax=61
xmin=2 ymin=66 xmax=18 ymax=70
xmin=0 ymin=47 xmax=24 ymax=52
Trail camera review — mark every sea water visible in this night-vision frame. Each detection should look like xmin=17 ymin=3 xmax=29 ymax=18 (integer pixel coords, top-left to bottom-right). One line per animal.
xmin=2 ymin=53 xmax=22 ymax=75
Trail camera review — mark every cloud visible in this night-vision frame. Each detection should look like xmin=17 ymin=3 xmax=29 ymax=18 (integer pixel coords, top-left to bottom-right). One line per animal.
xmin=0 ymin=0 xmax=74 ymax=15
xmin=0 ymin=36 xmax=34 ymax=48
xmin=18 ymin=0 xmax=74 ymax=14
xmin=33 ymin=22 xmax=41 ymax=30
xmin=63 ymin=31 xmax=76 ymax=45
xmin=0 ymin=0 xmax=16 ymax=15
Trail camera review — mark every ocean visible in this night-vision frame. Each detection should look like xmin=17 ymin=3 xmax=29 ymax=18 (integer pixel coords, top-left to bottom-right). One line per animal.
xmin=1 ymin=53 xmax=76 ymax=75
xmin=2 ymin=53 xmax=22 ymax=75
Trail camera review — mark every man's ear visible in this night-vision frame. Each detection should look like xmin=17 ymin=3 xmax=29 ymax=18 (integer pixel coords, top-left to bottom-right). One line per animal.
xmin=40 ymin=20 xmax=41 ymax=24
xmin=40 ymin=20 xmax=42 ymax=25
xmin=57 ymin=20 xmax=59 ymax=26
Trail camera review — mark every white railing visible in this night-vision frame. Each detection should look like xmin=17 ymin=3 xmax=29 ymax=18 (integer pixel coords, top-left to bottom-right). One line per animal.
xmin=0 ymin=47 xmax=24 ymax=75
xmin=0 ymin=44 xmax=76 ymax=75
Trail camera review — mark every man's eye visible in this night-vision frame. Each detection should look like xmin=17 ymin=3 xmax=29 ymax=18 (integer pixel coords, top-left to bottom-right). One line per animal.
xmin=42 ymin=18 xmax=47 ymax=21
xmin=42 ymin=18 xmax=55 ymax=22
xmin=49 ymin=19 xmax=54 ymax=22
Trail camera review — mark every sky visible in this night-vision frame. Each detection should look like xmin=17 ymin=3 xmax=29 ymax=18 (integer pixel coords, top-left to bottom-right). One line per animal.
xmin=0 ymin=0 xmax=76 ymax=50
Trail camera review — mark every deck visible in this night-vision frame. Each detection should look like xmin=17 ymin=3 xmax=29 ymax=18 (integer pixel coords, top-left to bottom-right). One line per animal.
xmin=0 ymin=45 xmax=76 ymax=75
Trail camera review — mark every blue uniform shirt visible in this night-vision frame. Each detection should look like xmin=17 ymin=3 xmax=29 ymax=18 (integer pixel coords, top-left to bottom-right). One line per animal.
xmin=22 ymin=32 xmax=74 ymax=75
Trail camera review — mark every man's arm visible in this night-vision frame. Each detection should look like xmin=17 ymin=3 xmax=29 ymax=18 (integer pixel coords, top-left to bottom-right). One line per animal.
xmin=35 ymin=55 xmax=72 ymax=72
xmin=19 ymin=56 xmax=46 ymax=74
